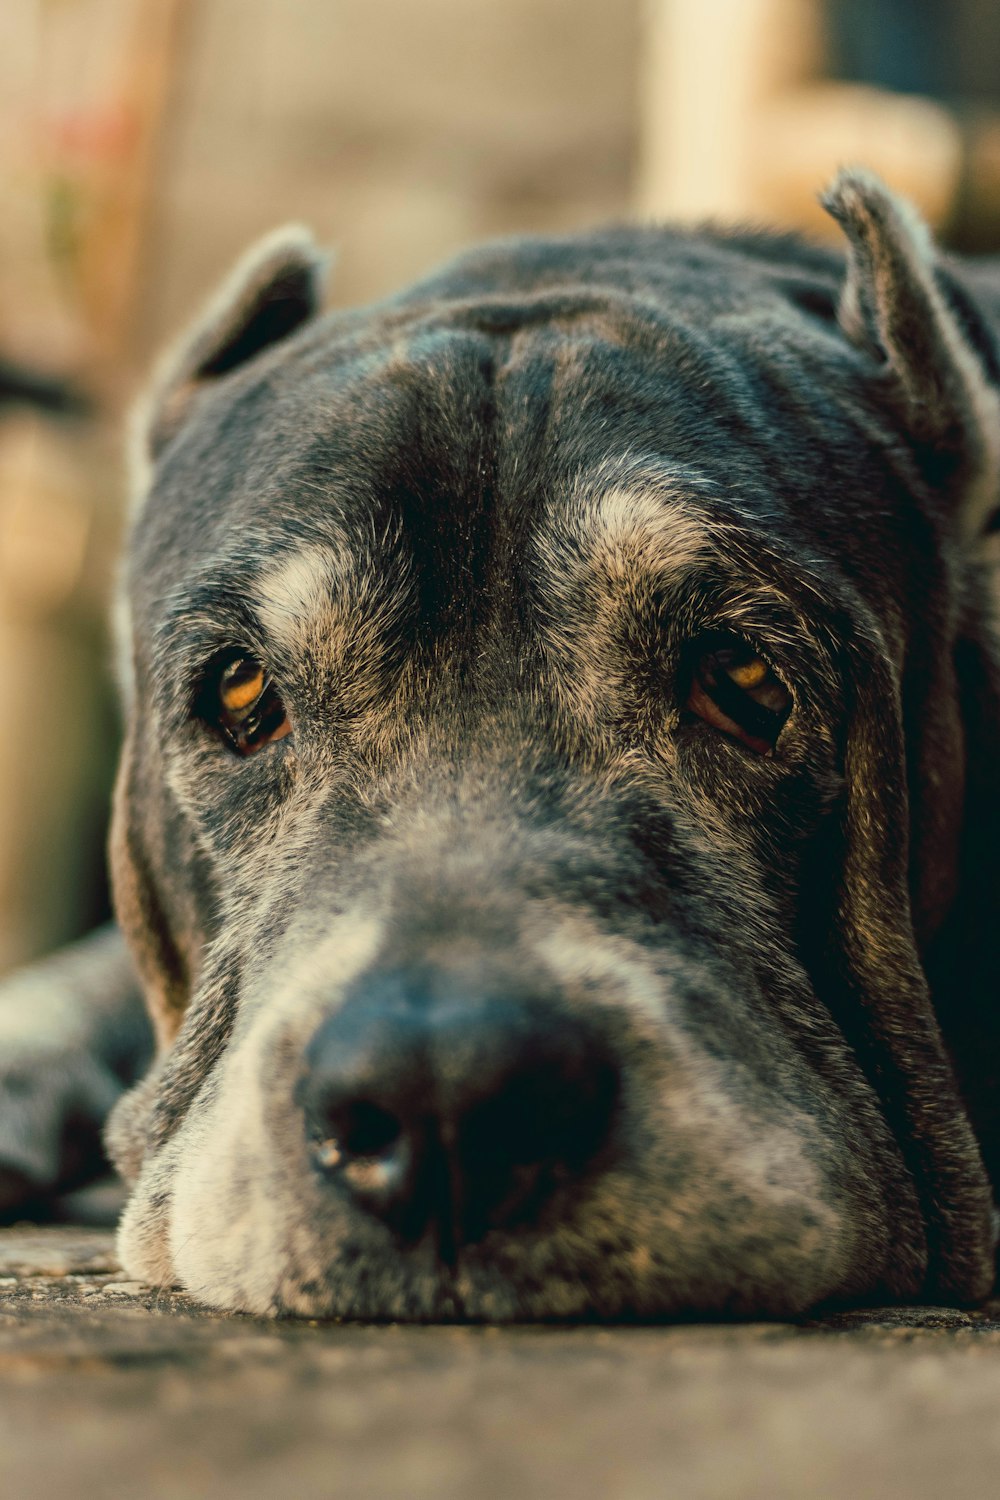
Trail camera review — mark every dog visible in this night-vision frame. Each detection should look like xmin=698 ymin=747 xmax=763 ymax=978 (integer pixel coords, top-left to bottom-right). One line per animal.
xmin=1 ymin=170 xmax=1000 ymax=1320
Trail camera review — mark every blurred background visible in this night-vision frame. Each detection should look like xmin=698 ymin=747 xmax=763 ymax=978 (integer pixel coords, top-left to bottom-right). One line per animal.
xmin=2 ymin=0 xmax=1000 ymax=976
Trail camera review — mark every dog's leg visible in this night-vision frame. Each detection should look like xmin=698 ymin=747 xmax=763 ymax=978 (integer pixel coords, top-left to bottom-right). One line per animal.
xmin=0 ymin=924 xmax=151 ymax=1216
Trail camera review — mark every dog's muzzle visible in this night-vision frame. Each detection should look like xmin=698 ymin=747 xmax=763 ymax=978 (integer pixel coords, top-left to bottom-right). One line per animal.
xmin=296 ymin=963 xmax=620 ymax=1261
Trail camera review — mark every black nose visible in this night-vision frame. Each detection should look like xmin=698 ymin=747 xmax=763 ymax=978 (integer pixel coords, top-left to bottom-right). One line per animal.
xmin=298 ymin=968 xmax=619 ymax=1258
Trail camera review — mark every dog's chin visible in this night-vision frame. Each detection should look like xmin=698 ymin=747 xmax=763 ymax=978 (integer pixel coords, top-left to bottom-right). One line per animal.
xmin=112 ymin=914 xmax=925 ymax=1321
xmin=115 ymin=1026 xmax=896 ymax=1321
xmin=119 ymin=1136 xmax=874 ymax=1322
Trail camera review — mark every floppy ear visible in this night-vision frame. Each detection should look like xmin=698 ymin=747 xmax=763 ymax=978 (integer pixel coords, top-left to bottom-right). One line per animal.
xmin=822 ymin=169 xmax=1000 ymax=544
xmin=138 ymin=225 xmax=328 ymax=464
xmin=816 ymin=174 xmax=1000 ymax=1299
xmin=108 ymin=720 xmax=216 ymax=1057
xmin=822 ymin=633 xmax=997 ymax=1303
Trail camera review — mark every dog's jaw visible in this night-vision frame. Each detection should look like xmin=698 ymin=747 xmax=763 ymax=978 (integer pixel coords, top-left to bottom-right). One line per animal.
xmin=116 ymin=903 xmax=917 ymax=1319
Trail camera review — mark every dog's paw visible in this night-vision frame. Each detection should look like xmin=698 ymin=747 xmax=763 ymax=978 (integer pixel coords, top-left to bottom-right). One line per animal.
xmin=0 ymin=970 xmax=125 ymax=1218
xmin=0 ymin=1048 xmax=123 ymax=1215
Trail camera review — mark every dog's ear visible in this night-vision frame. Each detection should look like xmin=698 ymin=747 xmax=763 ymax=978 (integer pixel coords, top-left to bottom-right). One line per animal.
xmin=808 ymin=626 xmax=997 ymax=1305
xmin=823 ymin=173 xmax=1000 ymax=1291
xmin=139 ymin=225 xmax=328 ymax=463
xmin=108 ymin=719 xmax=214 ymax=1059
xmin=822 ymin=169 xmax=1000 ymax=544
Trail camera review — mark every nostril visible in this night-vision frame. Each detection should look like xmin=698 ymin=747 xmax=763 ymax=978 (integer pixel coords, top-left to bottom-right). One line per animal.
xmin=310 ymin=1097 xmax=419 ymax=1227
xmin=328 ymin=1100 xmax=403 ymax=1159
xmin=301 ymin=982 xmax=620 ymax=1249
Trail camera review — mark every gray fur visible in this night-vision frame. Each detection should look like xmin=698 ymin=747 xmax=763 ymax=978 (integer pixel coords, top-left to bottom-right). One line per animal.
xmin=4 ymin=171 xmax=1000 ymax=1318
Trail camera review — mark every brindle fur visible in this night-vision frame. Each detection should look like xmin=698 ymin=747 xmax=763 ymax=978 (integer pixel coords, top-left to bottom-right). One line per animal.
xmin=3 ymin=171 xmax=1000 ymax=1318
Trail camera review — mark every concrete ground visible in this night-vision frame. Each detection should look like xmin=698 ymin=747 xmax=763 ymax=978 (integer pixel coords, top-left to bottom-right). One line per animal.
xmin=3 ymin=1225 xmax=1000 ymax=1500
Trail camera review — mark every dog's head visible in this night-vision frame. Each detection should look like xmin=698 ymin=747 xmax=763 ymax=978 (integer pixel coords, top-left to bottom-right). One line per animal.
xmin=106 ymin=173 xmax=1000 ymax=1318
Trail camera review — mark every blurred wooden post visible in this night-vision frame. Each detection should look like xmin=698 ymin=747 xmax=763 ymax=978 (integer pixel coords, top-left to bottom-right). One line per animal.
xmin=0 ymin=0 xmax=192 ymax=972
xmin=635 ymin=0 xmax=963 ymax=236
xmin=635 ymin=0 xmax=820 ymax=223
xmin=77 ymin=0 xmax=193 ymax=390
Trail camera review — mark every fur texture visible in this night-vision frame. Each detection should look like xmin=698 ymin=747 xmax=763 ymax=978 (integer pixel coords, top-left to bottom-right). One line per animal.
xmin=4 ymin=171 xmax=1000 ymax=1319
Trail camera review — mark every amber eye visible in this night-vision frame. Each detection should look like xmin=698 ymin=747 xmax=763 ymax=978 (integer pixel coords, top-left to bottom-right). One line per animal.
xmin=685 ymin=638 xmax=791 ymax=755
xmin=209 ymin=652 xmax=292 ymax=756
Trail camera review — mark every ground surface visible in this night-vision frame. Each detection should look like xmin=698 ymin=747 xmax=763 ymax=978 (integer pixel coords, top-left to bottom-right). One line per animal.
xmin=3 ymin=1226 xmax=1000 ymax=1500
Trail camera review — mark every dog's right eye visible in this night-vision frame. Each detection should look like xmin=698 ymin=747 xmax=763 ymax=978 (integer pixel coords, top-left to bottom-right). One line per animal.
xmin=201 ymin=652 xmax=292 ymax=756
xmin=685 ymin=638 xmax=791 ymax=755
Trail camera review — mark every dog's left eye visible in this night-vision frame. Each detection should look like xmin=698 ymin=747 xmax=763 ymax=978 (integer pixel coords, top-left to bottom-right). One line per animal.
xmin=685 ymin=639 xmax=791 ymax=755
xmin=207 ymin=652 xmax=292 ymax=756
